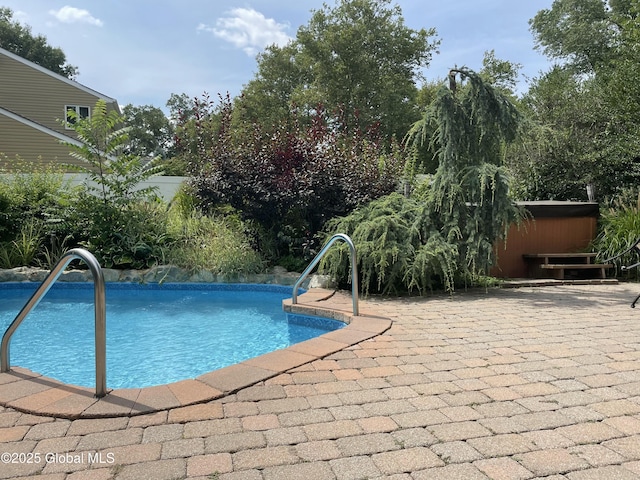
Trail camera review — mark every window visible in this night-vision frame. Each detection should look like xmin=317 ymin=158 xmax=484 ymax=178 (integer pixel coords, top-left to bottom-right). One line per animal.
xmin=65 ymin=105 xmax=90 ymax=128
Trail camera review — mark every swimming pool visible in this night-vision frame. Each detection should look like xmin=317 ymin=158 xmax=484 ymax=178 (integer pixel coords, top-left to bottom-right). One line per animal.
xmin=0 ymin=283 xmax=344 ymax=389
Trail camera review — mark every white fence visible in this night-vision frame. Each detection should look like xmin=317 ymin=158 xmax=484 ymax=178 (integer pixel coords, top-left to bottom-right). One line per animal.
xmin=63 ymin=174 xmax=187 ymax=202
xmin=1 ymin=174 xmax=188 ymax=203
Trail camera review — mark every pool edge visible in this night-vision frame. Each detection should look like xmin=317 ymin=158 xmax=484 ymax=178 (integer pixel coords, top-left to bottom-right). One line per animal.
xmin=0 ymin=289 xmax=392 ymax=419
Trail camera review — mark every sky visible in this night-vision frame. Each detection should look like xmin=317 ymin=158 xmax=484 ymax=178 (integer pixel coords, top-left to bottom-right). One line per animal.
xmin=3 ymin=1 xmax=556 ymax=112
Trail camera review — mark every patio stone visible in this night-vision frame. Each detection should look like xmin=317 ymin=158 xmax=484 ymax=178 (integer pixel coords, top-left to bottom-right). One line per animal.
xmin=2 ymin=284 xmax=640 ymax=478
xmin=515 ymin=449 xmax=590 ymax=476
xmin=474 ymin=457 xmax=534 ymax=480
xmin=372 ymin=447 xmax=444 ymax=474
xmin=431 ymin=441 xmax=483 ymax=464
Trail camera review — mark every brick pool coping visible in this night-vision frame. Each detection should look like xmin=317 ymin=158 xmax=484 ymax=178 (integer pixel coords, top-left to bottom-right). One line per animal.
xmin=0 ymin=289 xmax=391 ymax=419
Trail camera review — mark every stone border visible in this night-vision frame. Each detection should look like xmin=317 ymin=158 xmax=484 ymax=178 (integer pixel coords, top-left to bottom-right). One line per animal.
xmin=0 ymin=289 xmax=391 ymax=418
xmin=0 ymin=265 xmax=333 ymax=288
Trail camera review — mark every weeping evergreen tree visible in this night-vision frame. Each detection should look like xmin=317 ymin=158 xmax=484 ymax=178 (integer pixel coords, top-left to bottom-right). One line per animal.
xmin=409 ymin=68 xmax=523 ymax=286
xmin=323 ymin=68 xmax=524 ymax=294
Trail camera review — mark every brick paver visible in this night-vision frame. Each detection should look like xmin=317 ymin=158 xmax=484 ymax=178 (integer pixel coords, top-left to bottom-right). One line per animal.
xmin=2 ymin=283 xmax=640 ymax=479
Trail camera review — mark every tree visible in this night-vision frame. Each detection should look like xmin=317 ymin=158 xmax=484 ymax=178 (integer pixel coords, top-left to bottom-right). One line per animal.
xmin=603 ymin=1 xmax=640 ymax=123
xmin=0 ymin=7 xmax=78 ymax=78
xmin=167 ymin=93 xmax=197 ymax=123
xmin=324 ymin=69 xmax=524 ymax=294
xmin=62 ymin=100 xmax=162 ymax=208
xmin=409 ymin=68 xmax=522 ymax=285
xmin=61 ymin=100 xmax=168 ymax=268
xmin=529 ymin=0 xmax=618 ymax=74
xmin=234 ymin=43 xmax=306 ymax=133
xmin=122 ymin=104 xmax=175 ymax=159
xmin=509 ymin=67 xmax=603 ymax=200
xmin=236 ymin=0 xmax=439 ymax=142
xmin=514 ymin=0 xmax=640 ymax=200
xmin=185 ymin=94 xmax=404 ymax=262
xmin=407 ymin=51 xmax=522 ymax=178
xmin=480 ymin=49 xmax=522 ymax=96
xmin=406 ymin=80 xmax=442 ymax=175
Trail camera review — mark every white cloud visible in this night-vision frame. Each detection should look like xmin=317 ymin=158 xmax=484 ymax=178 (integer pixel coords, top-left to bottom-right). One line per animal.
xmin=198 ymin=8 xmax=292 ymax=56
xmin=10 ymin=9 xmax=29 ymax=23
xmin=49 ymin=6 xmax=103 ymax=27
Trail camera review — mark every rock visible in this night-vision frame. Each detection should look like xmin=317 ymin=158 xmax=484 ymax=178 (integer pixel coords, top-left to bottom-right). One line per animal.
xmin=102 ymin=269 xmax=122 ymax=282
xmin=270 ymin=266 xmax=289 ymax=275
xmin=188 ymin=269 xmax=216 ymax=282
xmin=143 ymin=265 xmax=190 ymax=283
xmin=60 ymin=270 xmax=90 ymax=282
xmin=308 ymin=274 xmax=334 ymax=289
xmin=0 ymin=265 xmax=337 ymax=288
xmin=117 ymin=269 xmax=143 ymax=283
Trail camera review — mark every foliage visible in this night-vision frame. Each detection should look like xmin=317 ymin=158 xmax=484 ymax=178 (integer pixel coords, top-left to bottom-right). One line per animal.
xmin=56 ymin=99 xmax=170 ymax=269
xmin=603 ymin=2 xmax=640 ymax=124
xmin=0 ymin=161 xmax=79 ymax=267
xmin=529 ymin=0 xmax=621 ymax=74
xmin=0 ymin=7 xmax=78 ymax=78
xmin=507 ymin=67 xmax=638 ymax=200
xmin=323 ymin=69 xmax=523 ymax=294
xmin=407 ymin=51 xmax=522 ymax=179
xmin=0 ymin=162 xmax=76 ymax=239
xmin=158 ymin=156 xmax=189 ymax=176
xmin=416 ymin=68 xmax=522 ymax=271
xmin=167 ymin=93 xmax=198 ymax=124
xmin=66 ymin=194 xmax=170 ymax=269
xmin=62 ymin=100 xmax=164 ymax=208
xmin=509 ymin=0 xmax=640 ymax=202
xmin=165 ymin=207 xmax=264 ymax=274
xmin=156 ymin=182 xmax=264 ymax=274
xmin=0 ymin=219 xmax=42 ymax=269
xmin=591 ymin=188 xmax=640 ymax=280
xmin=321 ymin=193 xmax=426 ymax=294
xmin=234 ymin=43 xmax=305 ymax=135
xmin=0 ymin=107 xmax=266 ymax=274
xmin=173 ymin=93 xmax=224 ymax=172
xmin=183 ymin=94 xmax=405 ymax=261
xmin=236 ymin=0 xmax=439 ymax=142
xmin=479 ymin=49 xmax=522 ymax=97
xmin=122 ymin=104 xmax=176 ymax=159
xmin=0 ymin=169 xmax=264 ymax=273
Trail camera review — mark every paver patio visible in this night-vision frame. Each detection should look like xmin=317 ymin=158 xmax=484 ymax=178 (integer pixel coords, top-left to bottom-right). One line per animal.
xmin=1 ymin=282 xmax=640 ymax=479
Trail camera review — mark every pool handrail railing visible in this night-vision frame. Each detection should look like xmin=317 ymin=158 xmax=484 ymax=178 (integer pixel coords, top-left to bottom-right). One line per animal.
xmin=0 ymin=248 xmax=107 ymax=398
xmin=292 ymin=233 xmax=359 ymax=317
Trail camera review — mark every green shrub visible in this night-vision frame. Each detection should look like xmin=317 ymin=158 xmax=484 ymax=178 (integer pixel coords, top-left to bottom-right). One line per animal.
xmin=66 ymin=194 xmax=171 ymax=269
xmin=0 ymin=162 xmax=77 ymax=241
xmin=323 ymin=69 xmax=523 ymax=295
xmin=592 ymin=188 xmax=640 ymax=280
xmin=0 ymin=161 xmax=80 ymax=268
xmin=183 ymin=96 xmax=404 ymax=262
xmin=59 ymin=100 xmax=172 ymax=269
xmin=321 ymin=193 xmax=417 ymax=294
xmin=165 ymin=207 xmax=263 ymax=274
xmin=0 ymin=180 xmax=20 ymax=243
xmin=170 ymin=182 xmax=198 ymax=218
xmin=0 ymin=164 xmax=262 ymax=273
xmin=0 ymin=219 xmax=43 ymax=268
xmin=321 ymin=192 xmax=463 ymax=295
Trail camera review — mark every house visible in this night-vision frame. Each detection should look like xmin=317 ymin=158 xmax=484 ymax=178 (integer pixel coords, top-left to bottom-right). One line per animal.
xmin=0 ymin=46 xmax=120 ymax=170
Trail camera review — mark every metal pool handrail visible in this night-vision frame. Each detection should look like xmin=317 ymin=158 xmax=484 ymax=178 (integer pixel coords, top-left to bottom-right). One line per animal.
xmin=0 ymin=248 xmax=107 ymax=398
xmin=292 ymin=233 xmax=359 ymax=316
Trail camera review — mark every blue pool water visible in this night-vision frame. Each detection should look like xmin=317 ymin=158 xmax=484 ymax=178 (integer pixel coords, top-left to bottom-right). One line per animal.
xmin=0 ymin=283 xmax=344 ymax=389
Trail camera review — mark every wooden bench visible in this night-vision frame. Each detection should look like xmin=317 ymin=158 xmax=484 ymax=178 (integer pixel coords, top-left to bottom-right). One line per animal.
xmin=523 ymin=253 xmax=613 ymax=280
